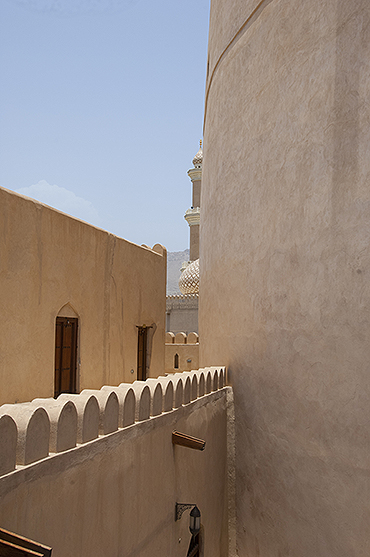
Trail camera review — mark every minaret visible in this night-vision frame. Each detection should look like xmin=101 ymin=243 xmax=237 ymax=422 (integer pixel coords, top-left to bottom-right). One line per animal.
xmin=185 ymin=140 xmax=203 ymax=261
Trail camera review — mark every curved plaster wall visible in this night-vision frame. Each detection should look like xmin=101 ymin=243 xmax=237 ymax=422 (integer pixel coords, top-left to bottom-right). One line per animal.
xmin=201 ymin=1 xmax=370 ymax=556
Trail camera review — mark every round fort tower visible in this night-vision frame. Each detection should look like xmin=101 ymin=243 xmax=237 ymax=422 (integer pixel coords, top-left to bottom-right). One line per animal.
xmin=200 ymin=1 xmax=370 ymax=556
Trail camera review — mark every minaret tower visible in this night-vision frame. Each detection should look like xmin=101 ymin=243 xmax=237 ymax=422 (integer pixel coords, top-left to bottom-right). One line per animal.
xmin=178 ymin=142 xmax=202 ymax=295
xmin=184 ymin=140 xmax=203 ymax=261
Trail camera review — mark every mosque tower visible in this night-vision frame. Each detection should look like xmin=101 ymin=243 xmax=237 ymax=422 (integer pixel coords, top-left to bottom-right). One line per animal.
xmin=165 ymin=142 xmax=202 ymax=336
xmin=178 ymin=141 xmax=202 ymax=295
xmin=185 ymin=140 xmax=202 ymax=261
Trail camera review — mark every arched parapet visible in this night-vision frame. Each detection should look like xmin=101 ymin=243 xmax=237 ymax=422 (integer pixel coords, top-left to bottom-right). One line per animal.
xmin=101 ymin=385 xmax=135 ymax=428
xmin=204 ymin=369 xmax=212 ymax=394
xmin=31 ymin=398 xmax=77 ymax=453
xmin=128 ymin=382 xmax=151 ymax=422
xmin=195 ymin=370 xmax=206 ymax=397
xmin=218 ymin=368 xmax=225 ymax=388
xmin=81 ymin=389 xmax=119 ymax=435
xmin=120 ymin=387 xmax=136 ymax=427
xmin=163 ymin=381 xmax=174 ymax=412
xmin=0 ymin=404 xmax=50 ymax=465
xmin=151 ymin=378 xmax=174 ymax=412
xmin=58 ymin=393 xmax=99 ymax=444
xmin=174 ymin=332 xmax=187 ymax=344
xmin=145 ymin=379 xmax=164 ymax=416
xmin=171 ymin=376 xmax=184 ymax=408
xmin=162 ymin=374 xmax=183 ymax=408
xmin=0 ymin=414 xmax=17 ymax=475
xmin=165 ymin=332 xmax=175 ymax=344
xmin=190 ymin=374 xmax=198 ymax=400
xmin=210 ymin=368 xmax=219 ymax=391
xmin=152 ymin=243 xmax=167 ymax=257
xmin=187 ymin=332 xmax=199 ymax=344
xmin=182 ymin=376 xmax=191 ymax=404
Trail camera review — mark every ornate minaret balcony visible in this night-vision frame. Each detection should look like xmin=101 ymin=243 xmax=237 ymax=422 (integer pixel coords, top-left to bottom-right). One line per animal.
xmin=184 ymin=206 xmax=200 ymax=227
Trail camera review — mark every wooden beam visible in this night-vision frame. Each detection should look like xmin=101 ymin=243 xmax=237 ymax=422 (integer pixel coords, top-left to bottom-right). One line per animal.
xmin=0 ymin=529 xmax=52 ymax=557
xmin=172 ymin=431 xmax=205 ymax=451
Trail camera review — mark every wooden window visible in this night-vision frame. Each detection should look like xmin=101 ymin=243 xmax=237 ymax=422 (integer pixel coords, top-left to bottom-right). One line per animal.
xmin=137 ymin=326 xmax=148 ymax=381
xmin=54 ymin=317 xmax=78 ymax=398
xmin=174 ymin=353 xmax=179 ymax=369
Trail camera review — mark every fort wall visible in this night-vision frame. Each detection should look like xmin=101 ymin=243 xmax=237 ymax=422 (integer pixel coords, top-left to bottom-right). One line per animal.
xmin=0 ymin=369 xmax=229 ymax=557
xmin=165 ymin=331 xmax=199 ymax=374
xmin=201 ymin=1 xmax=370 ymax=556
xmin=0 ymin=186 xmax=166 ymax=404
xmin=166 ymin=293 xmax=199 ymax=334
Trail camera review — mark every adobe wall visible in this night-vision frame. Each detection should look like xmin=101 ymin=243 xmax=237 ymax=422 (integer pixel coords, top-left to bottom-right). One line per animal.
xmin=201 ymin=1 xmax=370 ymax=556
xmin=0 ymin=186 xmax=166 ymax=405
xmin=166 ymin=294 xmax=199 ymax=334
xmin=0 ymin=370 xmax=230 ymax=557
xmin=165 ymin=332 xmax=199 ymax=374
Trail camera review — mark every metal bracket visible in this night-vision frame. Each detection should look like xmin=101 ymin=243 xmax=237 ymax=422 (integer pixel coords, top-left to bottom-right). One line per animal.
xmin=175 ymin=503 xmax=195 ymax=521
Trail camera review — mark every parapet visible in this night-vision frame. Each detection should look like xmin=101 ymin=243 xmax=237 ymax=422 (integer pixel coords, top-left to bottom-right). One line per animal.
xmin=166 ymin=294 xmax=199 ymax=311
xmin=0 ymin=367 xmax=227 ymax=478
xmin=165 ymin=331 xmax=199 ymax=344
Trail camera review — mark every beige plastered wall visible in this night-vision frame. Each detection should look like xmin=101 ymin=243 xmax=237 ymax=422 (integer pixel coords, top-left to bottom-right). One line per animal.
xmin=0 ymin=390 xmax=229 ymax=557
xmin=165 ymin=344 xmax=199 ymax=375
xmin=0 ymin=187 xmax=166 ymax=405
xmin=201 ymin=1 xmax=370 ymax=556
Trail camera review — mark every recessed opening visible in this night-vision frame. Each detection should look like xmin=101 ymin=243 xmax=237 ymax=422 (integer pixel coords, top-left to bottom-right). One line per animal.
xmin=174 ymin=353 xmax=179 ymax=369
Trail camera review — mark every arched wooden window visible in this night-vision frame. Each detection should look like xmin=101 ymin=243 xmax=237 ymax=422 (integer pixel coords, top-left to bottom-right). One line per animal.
xmin=54 ymin=304 xmax=78 ymax=398
xmin=174 ymin=353 xmax=179 ymax=369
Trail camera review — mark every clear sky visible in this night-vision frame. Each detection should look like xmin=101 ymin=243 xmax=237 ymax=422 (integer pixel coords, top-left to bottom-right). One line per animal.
xmin=1 ymin=0 xmax=210 ymax=252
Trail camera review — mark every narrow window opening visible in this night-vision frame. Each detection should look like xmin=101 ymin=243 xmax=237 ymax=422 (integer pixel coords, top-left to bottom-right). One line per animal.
xmin=174 ymin=353 xmax=179 ymax=369
xmin=137 ymin=326 xmax=148 ymax=380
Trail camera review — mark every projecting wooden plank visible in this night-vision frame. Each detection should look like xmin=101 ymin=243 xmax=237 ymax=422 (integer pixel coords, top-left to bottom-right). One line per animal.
xmin=0 ymin=528 xmax=52 ymax=557
xmin=0 ymin=539 xmax=43 ymax=557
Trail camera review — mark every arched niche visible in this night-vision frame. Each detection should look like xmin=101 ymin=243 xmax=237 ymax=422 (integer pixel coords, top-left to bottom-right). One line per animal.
xmin=57 ymin=303 xmax=79 ymax=318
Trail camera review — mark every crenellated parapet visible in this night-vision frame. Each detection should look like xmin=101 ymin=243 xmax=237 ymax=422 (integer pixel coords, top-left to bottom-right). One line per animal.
xmin=165 ymin=331 xmax=199 ymax=344
xmin=0 ymin=368 xmax=226 ymax=478
xmin=166 ymin=293 xmax=199 ymax=310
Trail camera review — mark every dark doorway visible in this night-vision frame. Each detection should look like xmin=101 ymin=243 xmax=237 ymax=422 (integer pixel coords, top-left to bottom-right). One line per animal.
xmin=187 ymin=534 xmax=200 ymax=557
xmin=54 ymin=317 xmax=78 ymax=398
xmin=137 ymin=326 xmax=148 ymax=381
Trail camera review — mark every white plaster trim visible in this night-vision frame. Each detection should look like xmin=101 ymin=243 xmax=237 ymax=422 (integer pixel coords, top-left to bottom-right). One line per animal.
xmin=187 ymin=168 xmax=202 ymax=182
xmin=184 ymin=207 xmax=200 ymax=226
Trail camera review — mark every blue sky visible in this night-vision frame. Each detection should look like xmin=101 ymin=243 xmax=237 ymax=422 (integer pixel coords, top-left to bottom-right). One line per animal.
xmin=1 ymin=0 xmax=210 ymax=252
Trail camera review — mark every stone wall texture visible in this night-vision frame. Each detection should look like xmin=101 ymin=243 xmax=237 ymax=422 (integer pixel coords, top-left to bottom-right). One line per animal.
xmin=0 ymin=186 xmax=166 ymax=405
xmin=200 ymin=1 xmax=370 ymax=556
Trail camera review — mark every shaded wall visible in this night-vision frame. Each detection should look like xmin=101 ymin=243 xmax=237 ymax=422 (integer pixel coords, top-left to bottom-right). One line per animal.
xmin=201 ymin=1 xmax=370 ymax=556
xmin=0 ymin=370 xmax=229 ymax=557
xmin=0 ymin=187 xmax=166 ymax=404
xmin=166 ymin=294 xmax=199 ymax=334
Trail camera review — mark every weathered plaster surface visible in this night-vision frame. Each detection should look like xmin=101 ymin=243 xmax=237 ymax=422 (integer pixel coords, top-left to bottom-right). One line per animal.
xmin=0 ymin=186 xmax=166 ymax=404
xmin=201 ymin=1 xmax=370 ymax=555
